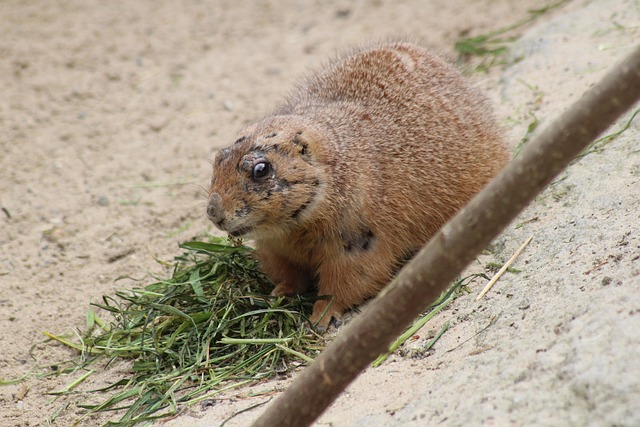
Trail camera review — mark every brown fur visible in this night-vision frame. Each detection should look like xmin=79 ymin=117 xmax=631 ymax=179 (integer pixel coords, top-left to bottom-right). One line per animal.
xmin=207 ymin=42 xmax=509 ymax=330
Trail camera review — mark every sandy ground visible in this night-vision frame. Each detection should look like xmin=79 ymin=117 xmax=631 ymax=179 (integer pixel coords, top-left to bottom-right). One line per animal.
xmin=1 ymin=0 xmax=639 ymax=426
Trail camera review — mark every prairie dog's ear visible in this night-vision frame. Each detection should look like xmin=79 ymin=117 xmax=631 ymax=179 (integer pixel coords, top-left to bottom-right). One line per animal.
xmin=287 ymin=125 xmax=328 ymax=163
xmin=292 ymin=130 xmax=311 ymax=159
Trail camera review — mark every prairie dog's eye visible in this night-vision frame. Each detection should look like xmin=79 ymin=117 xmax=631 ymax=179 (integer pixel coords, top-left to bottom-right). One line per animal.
xmin=252 ymin=161 xmax=271 ymax=180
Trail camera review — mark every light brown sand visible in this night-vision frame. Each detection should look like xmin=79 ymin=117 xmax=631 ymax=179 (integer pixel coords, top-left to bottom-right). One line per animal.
xmin=1 ymin=1 xmax=639 ymax=426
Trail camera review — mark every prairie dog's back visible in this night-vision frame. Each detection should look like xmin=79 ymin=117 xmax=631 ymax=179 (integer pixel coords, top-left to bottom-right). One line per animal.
xmin=278 ymin=42 xmax=491 ymax=129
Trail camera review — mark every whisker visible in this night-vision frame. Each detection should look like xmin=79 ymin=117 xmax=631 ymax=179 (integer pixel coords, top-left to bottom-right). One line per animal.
xmin=186 ymin=182 xmax=212 ymax=199
xmin=200 ymin=156 xmax=215 ymax=166
xmin=196 ymin=185 xmax=211 ymax=199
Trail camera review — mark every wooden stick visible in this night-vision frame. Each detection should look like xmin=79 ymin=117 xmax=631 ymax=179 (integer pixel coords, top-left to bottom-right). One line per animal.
xmin=252 ymin=45 xmax=640 ymax=427
xmin=476 ymin=235 xmax=533 ymax=301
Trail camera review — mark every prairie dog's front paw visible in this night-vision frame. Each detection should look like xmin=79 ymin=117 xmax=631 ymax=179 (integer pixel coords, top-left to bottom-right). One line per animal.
xmin=270 ymin=282 xmax=298 ymax=297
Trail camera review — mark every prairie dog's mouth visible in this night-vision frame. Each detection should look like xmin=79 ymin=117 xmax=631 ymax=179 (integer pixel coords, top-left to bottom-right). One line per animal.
xmin=228 ymin=226 xmax=252 ymax=238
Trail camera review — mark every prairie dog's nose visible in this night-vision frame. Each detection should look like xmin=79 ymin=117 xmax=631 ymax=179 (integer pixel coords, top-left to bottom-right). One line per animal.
xmin=207 ymin=193 xmax=224 ymax=226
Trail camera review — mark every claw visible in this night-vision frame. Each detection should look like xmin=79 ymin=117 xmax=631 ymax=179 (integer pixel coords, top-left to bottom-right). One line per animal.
xmin=270 ymin=282 xmax=297 ymax=297
xmin=308 ymin=300 xmax=343 ymax=333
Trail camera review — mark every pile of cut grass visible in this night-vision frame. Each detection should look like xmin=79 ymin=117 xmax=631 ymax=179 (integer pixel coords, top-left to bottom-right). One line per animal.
xmin=40 ymin=236 xmax=476 ymax=425
xmin=45 ymin=237 xmax=320 ymax=425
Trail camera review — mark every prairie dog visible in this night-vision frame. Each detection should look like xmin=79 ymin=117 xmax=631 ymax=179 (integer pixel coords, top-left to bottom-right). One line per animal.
xmin=207 ymin=42 xmax=508 ymax=330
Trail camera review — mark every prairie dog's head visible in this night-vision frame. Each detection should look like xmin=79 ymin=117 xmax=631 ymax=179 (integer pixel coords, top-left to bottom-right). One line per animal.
xmin=207 ymin=116 xmax=329 ymax=239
